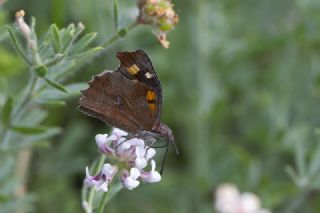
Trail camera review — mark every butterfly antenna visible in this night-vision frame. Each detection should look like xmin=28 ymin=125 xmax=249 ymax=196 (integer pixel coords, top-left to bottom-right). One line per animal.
xmin=172 ymin=140 xmax=179 ymax=155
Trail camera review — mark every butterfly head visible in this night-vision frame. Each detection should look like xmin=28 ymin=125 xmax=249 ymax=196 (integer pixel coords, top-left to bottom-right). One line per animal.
xmin=159 ymin=123 xmax=179 ymax=154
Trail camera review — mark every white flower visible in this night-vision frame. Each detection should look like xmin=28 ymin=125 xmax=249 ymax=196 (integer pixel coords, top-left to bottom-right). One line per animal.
xmin=95 ymin=134 xmax=109 ymax=147
xmin=240 ymin=192 xmax=261 ymax=213
xmin=140 ymin=160 xmax=161 ymax=182
xmin=84 ymin=164 xmax=117 ymax=192
xmin=214 ymin=183 xmax=271 ymax=213
xmin=135 ymin=146 xmax=148 ymax=169
xmin=123 ymin=168 xmax=141 ymax=190
xmin=112 ymin=128 xmax=128 ymax=138
xmin=84 ymin=128 xmax=162 ymax=192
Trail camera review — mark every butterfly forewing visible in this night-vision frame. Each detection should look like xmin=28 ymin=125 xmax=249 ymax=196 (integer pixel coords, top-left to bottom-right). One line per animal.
xmin=79 ymin=70 xmax=156 ymax=133
xmin=116 ymin=50 xmax=163 ymax=130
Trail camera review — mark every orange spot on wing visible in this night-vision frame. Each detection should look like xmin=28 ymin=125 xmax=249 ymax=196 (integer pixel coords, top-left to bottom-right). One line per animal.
xmin=146 ymin=90 xmax=155 ymax=101
xmin=148 ymin=103 xmax=156 ymax=112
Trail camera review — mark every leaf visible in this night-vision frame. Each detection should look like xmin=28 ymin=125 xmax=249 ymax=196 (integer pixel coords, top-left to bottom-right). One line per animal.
xmin=50 ymin=24 xmax=61 ymax=53
xmin=68 ymin=32 xmax=97 ymax=54
xmin=35 ymin=99 xmax=66 ymax=107
xmin=19 ymin=108 xmax=48 ymax=125
xmin=38 ymin=82 xmax=87 ymax=100
xmin=1 ymin=96 xmax=13 ymax=126
xmin=44 ymin=77 xmax=68 ymax=93
xmin=11 ymin=125 xmax=49 ymax=135
xmin=5 ymin=25 xmax=32 ymax=65
xmin=60 ymin=24 xmax=76 ymax=53
xmin=11 ymin=127 xmax=61 ymax=150
xmin=67 ymin=46 xmax=103 ymax=60
xmin=44 ymin=53 xmax=65 ymax=67
xmin=308 ymin=142 xmax=320 ymax=177
xmin=113 ymin=0 xmax=119 ymax=31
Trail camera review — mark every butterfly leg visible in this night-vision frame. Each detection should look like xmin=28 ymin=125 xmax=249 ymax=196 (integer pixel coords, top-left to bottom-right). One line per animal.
xmin=137 ymin=131 xmax=170 ymax=174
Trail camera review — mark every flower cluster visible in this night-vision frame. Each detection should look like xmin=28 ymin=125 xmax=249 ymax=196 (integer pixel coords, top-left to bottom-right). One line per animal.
xmin=84 ymin=128 xmax=161 ymax=191
xmin=137 ymin=0 xmax=179 ymax=48
xmin=214 ymin=183 xmax=271 ymax=213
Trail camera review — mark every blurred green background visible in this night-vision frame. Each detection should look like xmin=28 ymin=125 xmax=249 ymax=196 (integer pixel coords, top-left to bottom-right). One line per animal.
xmin=2 ymin=0 xmax=320 ymax=212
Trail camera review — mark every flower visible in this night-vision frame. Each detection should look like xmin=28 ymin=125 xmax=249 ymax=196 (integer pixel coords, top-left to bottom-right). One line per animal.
xmin=84 ymin=128 xmax=162 ymax=191
xmin=84 ymin=163 xmax=118 ymax=192
xmin=140 ymin=160 xmax=161 ymax=182
xmin=15 ymin=10 xmax=36 ymax=49
xmin=214 ymin=183 xmax=271 ymax=213
xmin=137 ymin=0 xmax=179 ymax=48
xmin=122 ymin=168 xmax=141 ymax=190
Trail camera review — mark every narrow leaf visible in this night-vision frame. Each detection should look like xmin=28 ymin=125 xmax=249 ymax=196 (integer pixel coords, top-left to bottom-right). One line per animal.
xmin=69 ymin=32 xmax=97 ymax=54
xmin=35 ymin=99 xmax=66 ymax=107
xmin=44 ymin=53 xmax=65 ymax=67
xmin=38 ymin=82 xmax=87 ymax=100
xmin=50 ymin=24 xmax=61 ymax=53
xmin=12 ymin=127 xmax=62 ymax=150
xmin=113 ymin=0 xmax=119 ymax=31
xmin=2 ymin=96 xmax=13 ymax=126
xmin=309 ymin=142 xmax=320 ymax=177
xmin=5 ymin=25 xmax=32 ymax=65
xmin=67 ymin=46 xmax=103 ymax=60
xmin=44 ymin=77 xmax=68 ymax=93
xmin=11 ymin=125 xmax=48 ymax=135
xmin=60 ymin=24 xmax=76 ymax=53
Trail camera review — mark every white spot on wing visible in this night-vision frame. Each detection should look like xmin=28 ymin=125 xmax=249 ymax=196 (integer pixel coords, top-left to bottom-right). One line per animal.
xmin=145 ymin=72 xmax=153 ymax=79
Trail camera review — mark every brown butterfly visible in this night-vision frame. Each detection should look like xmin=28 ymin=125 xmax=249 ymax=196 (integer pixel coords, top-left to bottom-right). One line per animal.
xmin=78 ymin=50 xmax=178 ymax=154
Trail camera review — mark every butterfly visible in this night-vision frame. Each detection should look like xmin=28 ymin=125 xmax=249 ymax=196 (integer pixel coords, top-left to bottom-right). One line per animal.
xmin=78 ymin=50 xmax=178 ymax=155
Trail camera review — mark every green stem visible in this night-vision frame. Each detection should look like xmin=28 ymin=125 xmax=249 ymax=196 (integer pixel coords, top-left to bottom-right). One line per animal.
xmin=13 ymin=71 xmax=38 ymax=121
xmin=101 ymin=22 xmax=138 ymax=49
xmin=1 ymin=71 xmax=38 ymax=146
xmin=97 ymin=190 xmax=109 ymax=213
xmin=86 ymin=154 xmax=106 ymax=211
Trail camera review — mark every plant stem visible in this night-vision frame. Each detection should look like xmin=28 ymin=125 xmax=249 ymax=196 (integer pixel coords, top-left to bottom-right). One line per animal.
xmin=86 ymin=154 xmax=106 ymax=211
xmin=1 ymin=70 xmax=38 ymax=146
xmin=97 ymin=190 xmax=109 ymax=213
xmin=101 ymin=22 xmax=138 ymax=49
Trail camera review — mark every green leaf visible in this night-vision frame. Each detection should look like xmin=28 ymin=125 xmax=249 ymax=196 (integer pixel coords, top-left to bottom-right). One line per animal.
xmin=44 ymin=53 xmax=65 ymax=67
xmin=113 ymin=0 xmax=119 ymax=31
xmin=50 ymin=24 xmax=61 ymax=53
xmin=35 ymin=100 xmax=66 ymax=107
xmin=67 ymin=46 xmax=103 ymax=60
xmin=38 ymin=82 xmax=87 ymax=100
xmin=5 ymin=25 xmax=32 ymax=65
xmin=11 ymin=125 xmax=49 ymax=135
xmin=1 ymin=96 xmax=13 ymax=126
xmin=59 ymin=24 xmax=77 ymax=54
xmin=308 ymin=142 xmax=320 ymax=177
xmin=44 ymin=77 xmax=68 ymax=93
xmin=69 ymin=32 xmax=97 ymax=54
xmin=11 ymin=127 xmax=61 ymax=150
